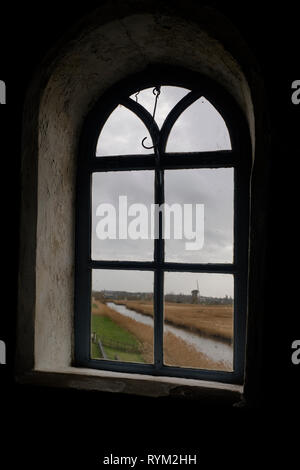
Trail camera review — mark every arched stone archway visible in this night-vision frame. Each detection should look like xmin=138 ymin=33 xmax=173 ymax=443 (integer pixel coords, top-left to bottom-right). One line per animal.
xmin=18 ymin=1 xmax=268 ymax=404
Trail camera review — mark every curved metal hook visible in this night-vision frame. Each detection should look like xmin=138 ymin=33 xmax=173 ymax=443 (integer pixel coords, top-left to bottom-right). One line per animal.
xmin=135 ymin=90 xmax=140 ymax=102
xmin=153 ymin=86 xmax=161 ymax=97
xmin=141 ymin=86 xmax=161 ymax=150
xmin=142 ymin=136 xmax=158 ymax=150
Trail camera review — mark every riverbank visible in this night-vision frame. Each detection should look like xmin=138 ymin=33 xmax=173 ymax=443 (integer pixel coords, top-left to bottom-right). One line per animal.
xmin=92 ymin=301 xmax=231 ymax=370
xmin=113 ymin=299 xmax=233 ymax=343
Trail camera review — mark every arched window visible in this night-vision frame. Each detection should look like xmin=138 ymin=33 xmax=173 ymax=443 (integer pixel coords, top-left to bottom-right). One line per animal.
xmin=75 ymin=68 xmax=251 ymax=384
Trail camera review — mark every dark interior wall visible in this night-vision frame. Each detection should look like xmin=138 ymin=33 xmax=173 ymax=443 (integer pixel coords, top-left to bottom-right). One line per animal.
xmin=0 ymin=0 xmax=299 ymax=461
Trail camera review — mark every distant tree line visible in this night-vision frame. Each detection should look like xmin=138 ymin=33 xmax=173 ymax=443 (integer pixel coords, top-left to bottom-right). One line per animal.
xmin=92 ymin=290 xmax=233 ymax=305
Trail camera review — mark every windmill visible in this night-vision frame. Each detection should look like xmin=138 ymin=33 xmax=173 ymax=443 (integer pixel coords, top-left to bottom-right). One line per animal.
xmin=191 ymin=280 xmax=200 ymax=304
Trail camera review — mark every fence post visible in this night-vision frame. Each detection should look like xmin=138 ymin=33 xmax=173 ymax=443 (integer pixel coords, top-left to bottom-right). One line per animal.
xmin=98 ymin=339 xmax=107 ymax=359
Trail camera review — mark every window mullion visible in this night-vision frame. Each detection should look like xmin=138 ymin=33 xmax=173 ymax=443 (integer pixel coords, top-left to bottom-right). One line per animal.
xmin=154 ymin=164 xmax=164 ymax=370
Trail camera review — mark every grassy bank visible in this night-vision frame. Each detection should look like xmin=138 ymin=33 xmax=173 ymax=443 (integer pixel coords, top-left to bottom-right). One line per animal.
xmin=91 ymin=312 xmax=144 ymax=363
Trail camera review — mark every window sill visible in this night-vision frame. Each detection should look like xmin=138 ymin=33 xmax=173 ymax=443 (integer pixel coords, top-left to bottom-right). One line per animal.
xmin=15 ymin=367 xmax=243 ymax=403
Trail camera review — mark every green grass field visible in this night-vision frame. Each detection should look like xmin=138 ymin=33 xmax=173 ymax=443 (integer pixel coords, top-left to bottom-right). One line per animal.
xmin=91 ymin=315 xmax=144 ymax=363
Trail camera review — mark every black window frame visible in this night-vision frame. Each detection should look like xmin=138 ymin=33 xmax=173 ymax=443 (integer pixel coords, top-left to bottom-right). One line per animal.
xmin=75 ymin=66 xmax=251 ymax=385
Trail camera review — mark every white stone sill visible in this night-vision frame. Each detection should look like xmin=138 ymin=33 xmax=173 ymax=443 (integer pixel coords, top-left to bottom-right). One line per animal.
xmin=16 ymin=366 xmax=243 ymax=402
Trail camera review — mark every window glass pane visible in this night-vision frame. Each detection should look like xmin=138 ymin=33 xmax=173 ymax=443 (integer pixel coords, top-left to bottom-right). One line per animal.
xmin=164 ymin=272 xmax=234 ymax=371
xmin=91 ymin=270 xmax=154 ymax=363
xmin=166 ymin=97 xmax=231 ymax=152
xmin=92 ymin=171 xmax=154 ymax=261
xmin=96 ymin=105 xmax=153 ymax=156
xmin=130 ymin=86 xmax=190 ymax=128
xmin=164 ymin=168 xmax=234 ymax=263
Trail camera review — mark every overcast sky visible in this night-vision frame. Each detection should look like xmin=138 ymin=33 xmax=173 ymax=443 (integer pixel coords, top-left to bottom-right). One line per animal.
xmin=96 ymin=86 xmax=231 ymax=155
xmin=92 ymin=86 xmax=233 ymax=297
xmin=92 ymin=270 xmax=233 ymax=298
